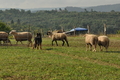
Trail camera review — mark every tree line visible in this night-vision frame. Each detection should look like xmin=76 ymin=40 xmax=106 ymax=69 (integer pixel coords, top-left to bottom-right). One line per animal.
xmin=0 ymin=8 xmax=120 ymax=34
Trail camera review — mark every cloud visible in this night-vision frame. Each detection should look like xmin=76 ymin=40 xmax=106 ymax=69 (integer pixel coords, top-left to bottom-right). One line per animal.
xmin=0 ymin=0 xmax=25 ymax=8
xmin=18 ymin=0 xmax=67 ymax=8
xmin=0 ymin=0 xmax=120 ymax=8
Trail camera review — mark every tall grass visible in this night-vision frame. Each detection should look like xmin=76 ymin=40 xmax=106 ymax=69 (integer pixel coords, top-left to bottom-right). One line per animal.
xmin=0 ymin=35 xmax=120 ymax=80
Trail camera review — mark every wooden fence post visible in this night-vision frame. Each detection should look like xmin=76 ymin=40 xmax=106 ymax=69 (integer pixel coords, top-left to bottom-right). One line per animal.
xmin=74 ymin=26 xmax=76 ymax=36
xmin=87 ymin=25 xmax=90 ymax=34
xmin=104 ymin=24 xmax=107 ymax=35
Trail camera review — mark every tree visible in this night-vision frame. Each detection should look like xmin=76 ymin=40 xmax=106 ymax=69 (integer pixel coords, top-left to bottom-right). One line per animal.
xmin=111 ymin=10 xmax=115 ymax=12
xmin=26 ymin=10 xmax=31 ymax=14
xmin=11 ymin=20 xmax=14 ymax=24
xmin=21 ymin=9 xmax=25 ymax=13
xmin=0 ymin=22 xmax=11 ymax=31
xmin=91 ymin=9 xmax=93 ymax=12
xmin=64 ymin=8 xmax=68 ymax=11
xmin=17 ymin=19 xmax=21 ymax=24
xmin=59 ymin=8 xmax=62 ymax=12
xmin=84 ymin=9 xmax=88 ymax=12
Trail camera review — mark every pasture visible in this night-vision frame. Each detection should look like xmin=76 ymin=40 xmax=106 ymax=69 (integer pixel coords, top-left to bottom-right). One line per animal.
xmin=0 ymin=34 xmax=120 ymax=80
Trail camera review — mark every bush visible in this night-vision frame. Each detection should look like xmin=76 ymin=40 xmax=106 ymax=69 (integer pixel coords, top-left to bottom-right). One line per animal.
xmin=0 ymin=22 xmax=11 ymax=32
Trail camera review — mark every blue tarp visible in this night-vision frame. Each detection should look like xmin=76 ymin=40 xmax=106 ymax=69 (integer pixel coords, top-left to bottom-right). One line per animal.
xmin=70 ymin=27 xmax=88 ymax=31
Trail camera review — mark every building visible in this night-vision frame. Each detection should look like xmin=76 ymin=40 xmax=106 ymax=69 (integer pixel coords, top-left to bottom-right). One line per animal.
xmin=65 ymin=27 xmax=88 ymax=35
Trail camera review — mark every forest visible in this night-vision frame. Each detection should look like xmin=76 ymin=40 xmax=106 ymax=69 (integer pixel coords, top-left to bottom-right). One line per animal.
xmin=0 ymin=8 xmax=120 ymax=34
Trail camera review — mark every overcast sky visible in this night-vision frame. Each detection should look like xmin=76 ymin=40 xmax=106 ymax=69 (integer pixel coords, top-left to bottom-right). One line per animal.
xmin=0 ymin=0 xmax=120 ymax=9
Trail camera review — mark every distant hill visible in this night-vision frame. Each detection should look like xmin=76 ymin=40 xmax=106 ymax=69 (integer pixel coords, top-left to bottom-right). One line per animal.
xmin=1 ymin=3 xmax=120 ymax=12
xmin=0 ymin=7 xmax=64 ymax=13
xmin=65 ymin=7 xmax=84 ymax=12
xmin=66 ymin=3 xmax=120 ymax=12
xmin=0 ymin=8 xmax=53 ymax=12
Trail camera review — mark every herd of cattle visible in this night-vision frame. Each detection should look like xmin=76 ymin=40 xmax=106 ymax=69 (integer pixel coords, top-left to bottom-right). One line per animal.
xmin=0 ymin=30 xmax=109 ymax=51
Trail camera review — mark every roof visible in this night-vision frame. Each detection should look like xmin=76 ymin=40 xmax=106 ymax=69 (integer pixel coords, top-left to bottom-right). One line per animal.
xmin=70 ymin=27 xmax=88 ymax=31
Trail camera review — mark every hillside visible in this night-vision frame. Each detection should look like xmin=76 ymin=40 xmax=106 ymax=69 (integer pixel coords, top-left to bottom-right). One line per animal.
xmin=0 ymin=8 xmax=120 ymax=34
xmin=1 ymin=3 xmax=120 ymax=12
xmin=66 ymin=3 xmax=120 ymax=12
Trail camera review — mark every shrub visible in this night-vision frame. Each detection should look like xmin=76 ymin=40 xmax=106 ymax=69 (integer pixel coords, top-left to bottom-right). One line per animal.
xmin=0 ymin=22 xmax=11 ymax=32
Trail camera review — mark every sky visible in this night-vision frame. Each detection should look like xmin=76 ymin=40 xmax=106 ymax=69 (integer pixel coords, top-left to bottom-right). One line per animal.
xmin=0 ymin=0 xmax=120 ymax=9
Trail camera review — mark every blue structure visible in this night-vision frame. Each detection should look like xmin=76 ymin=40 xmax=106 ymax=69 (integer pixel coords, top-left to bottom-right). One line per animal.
xmin=70 ymin=27 xmax=88 ymax=31
xmin=65 ymin=27 xmax=88 ymax=35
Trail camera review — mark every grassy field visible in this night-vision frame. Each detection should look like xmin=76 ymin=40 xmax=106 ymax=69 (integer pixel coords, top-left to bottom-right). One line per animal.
xmin=0 ymin=35 xmax=120 ymax=80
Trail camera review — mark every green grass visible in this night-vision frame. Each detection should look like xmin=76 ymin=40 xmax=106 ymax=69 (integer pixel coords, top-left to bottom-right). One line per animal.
xmin=0 ymin=35 xmax=120 ymax=80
